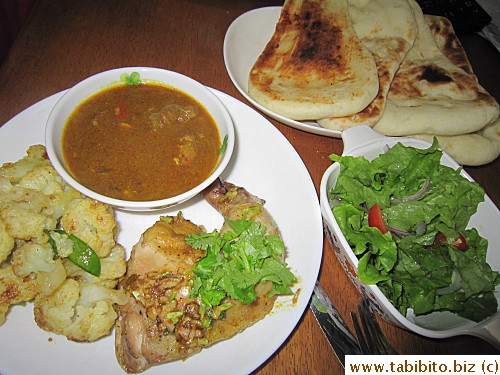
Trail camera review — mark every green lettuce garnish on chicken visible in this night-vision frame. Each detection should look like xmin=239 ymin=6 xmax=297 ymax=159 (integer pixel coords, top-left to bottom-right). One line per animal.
xmin=328 ymin=140 xmax=499 ymax=322
xmin=186 ymin=218 xmax=296 ymax=311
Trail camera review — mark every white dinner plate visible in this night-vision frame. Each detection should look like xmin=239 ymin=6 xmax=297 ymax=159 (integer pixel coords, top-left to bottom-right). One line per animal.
xmin=0 ymin=89 xmax=323 ymax=375
xmin=223 ymin=6 xmax=342 ymax=138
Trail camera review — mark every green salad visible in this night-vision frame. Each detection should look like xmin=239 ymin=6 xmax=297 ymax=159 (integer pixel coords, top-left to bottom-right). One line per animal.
xmin=328 ymin=140 xmax=499 ymax=322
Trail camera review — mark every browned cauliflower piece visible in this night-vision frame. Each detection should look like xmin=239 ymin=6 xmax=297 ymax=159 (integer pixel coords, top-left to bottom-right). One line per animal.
xmin=34 ymin=278 xmax=129 ymax=342
xmin=0 ymin=147 xmax=62 ymax=244
xmin=0 ymin=175 xmax=56 ymax=240
xmin=0 ymin=145 xmax=50 ymax=183
xmin=1 ymin=203 xmax=53 ymax=240
xmin=1 ymin=145 xmax=128 ymax=343
xmin=11 ymin=241 xmax=67 ymax=296
xmin=0 ymin=218 xmax=14 ymax=263
xmin=18 ymin=164 xmax=82 ymax=219
xmin=0 ymin=148 xmax=81 ymax=242
xmin=0 ymin=266 xmax=39 ymax=325
xmin=61 ymin=199 xmax=117 ymax=258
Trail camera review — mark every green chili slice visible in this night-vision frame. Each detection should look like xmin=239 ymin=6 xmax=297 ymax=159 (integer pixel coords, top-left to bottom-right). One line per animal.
xmin=46 ymin=229 xmax=101 ymax=276
xmin=219 ymin=134 xmax=228 ymax=155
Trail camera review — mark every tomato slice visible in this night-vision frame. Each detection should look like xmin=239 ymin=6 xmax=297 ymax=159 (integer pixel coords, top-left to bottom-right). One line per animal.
xmin=368 ymin=203 xmax=389 ymax=234
xmin=116 ymin=99 xmax=127 ymax=120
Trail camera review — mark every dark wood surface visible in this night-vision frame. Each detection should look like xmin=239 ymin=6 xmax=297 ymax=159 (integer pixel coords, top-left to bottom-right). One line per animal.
xmin=0 ymin=1 xmax=498 ymax=374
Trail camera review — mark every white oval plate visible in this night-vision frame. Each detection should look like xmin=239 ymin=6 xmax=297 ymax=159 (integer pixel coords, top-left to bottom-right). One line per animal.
xmin=0 ymin=89 xmax=323 ymax=375
xmin=223 ymin=6 xmax=342 ymax=138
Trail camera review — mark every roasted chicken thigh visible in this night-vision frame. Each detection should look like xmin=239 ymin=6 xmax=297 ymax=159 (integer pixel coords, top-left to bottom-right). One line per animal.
xmin=115 ymin=180 xmax=291 ymax=373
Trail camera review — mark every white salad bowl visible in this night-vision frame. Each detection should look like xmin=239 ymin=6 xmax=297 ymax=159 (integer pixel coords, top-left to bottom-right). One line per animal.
xmin=320 ymin=125 xmax=500 ymax=348
xmin=45 ymin=67 xmax=235 ymax=211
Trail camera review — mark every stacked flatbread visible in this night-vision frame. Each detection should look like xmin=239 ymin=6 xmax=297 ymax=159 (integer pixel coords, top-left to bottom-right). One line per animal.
xmin=248 ymin=0 xmax=379 ymax=120
xmin=317 ymin=0 xmax=418 ymax=128
xmin=393 ymin=14 xmax=500 ymax=166
xmin=248 ymin=0 xmax=500 ymax=165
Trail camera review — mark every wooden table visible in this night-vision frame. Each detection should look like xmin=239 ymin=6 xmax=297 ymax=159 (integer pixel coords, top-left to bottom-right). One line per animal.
xmin=0 ymin=0 xmax=498 ymax=373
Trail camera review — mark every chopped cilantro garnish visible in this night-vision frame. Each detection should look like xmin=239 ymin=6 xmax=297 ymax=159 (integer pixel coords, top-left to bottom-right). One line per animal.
xmin=186 ymin=218 xmax=296 ymax=310
xmin=120 ymin=71 xmax=141 ymax=85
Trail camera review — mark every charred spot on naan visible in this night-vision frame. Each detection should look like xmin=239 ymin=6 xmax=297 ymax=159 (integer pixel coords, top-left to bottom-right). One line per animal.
xmin=425 ymin=15 xmax=473 ymax=75
xmin=292 ymin=9 xmax=347 ymax=72
xmin=389 ymin=62 xmax=482 ymax=100
xmin=419 ymin=65 xmax=453 ymax=84
xmin=254 ymin=1 xmax=349 ymax=81
xmin=249 ymin=0 xmax=379 ymax=120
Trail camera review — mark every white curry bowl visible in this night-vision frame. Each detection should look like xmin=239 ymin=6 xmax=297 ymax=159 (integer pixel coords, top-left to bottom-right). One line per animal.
xmin=45 ymin=67 xmax=235 ymax=211
xmin=320 ymin=125 xmax=500 ymax=348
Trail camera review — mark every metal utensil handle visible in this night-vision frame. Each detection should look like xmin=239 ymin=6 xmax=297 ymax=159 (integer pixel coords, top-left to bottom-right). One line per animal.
xmin=313 ymin=282 xmax=358 ymax=344
xmin=310 ymin=301 xmax=359 ymax=367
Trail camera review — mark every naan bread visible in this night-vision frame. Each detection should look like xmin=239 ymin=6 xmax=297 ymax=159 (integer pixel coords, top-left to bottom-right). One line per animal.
xmin=373 ymin=0 xmax=499 ymax=136
xmin=425 ymin=15 xmax=474 ymax=75
xmin=394 ymin=15 xmax=500 ymax=166
xmin=318 ymin=0 xmax=417 ymax=130
xmin=411 ymin=119 xmax=500 ymax=166
xmin=248 ymin=0 xmax=378 ymax=120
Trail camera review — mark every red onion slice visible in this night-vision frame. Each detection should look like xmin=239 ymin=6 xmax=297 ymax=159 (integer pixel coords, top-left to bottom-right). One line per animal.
xmin=391 ymin=177 xmax=430 ymax=205
xmin=388 ymin=225 xmax=410 ymax=238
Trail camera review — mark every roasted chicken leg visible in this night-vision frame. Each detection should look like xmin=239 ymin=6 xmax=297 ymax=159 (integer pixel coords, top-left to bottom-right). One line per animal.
xmin=115 ymin=180 xmax=290 ymax=373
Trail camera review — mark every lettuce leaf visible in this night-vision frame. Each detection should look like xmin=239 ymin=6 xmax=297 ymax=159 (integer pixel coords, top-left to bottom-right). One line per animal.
xmin=186 ymin=218 xmax=296 ymax=311
xmin=329 ymin=141 xmax=498 ymax=322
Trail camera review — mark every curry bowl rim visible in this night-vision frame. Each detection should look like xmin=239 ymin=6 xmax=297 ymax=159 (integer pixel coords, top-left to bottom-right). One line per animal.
xmin=45 ymin=66 xmax=235 ymax=211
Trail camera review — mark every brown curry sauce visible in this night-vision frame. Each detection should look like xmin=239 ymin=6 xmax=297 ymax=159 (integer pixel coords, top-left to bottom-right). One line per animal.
xmin=62 ymin=83 xmax=220 ymax=201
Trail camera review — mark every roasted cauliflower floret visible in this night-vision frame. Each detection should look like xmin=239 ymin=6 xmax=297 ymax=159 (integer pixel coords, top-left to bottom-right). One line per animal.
xmin=11 ymin=241 xmax=67 ymax=296
xmin=0 ymin=178 xmax=53 ymax=215
xmin=0 ymin=218 xmax=14 ymax=263
xmin=1 ymin=204 xmax=55 ymax=240
xmin=0 ymin=266 xmax=39 ymax=325
xmin=12 ymin=241 xmax=58 ymax=276
xmin=34 ymin=278 xmax=129 ymax=342
xmin=0 ymin=174 xmax=57 ymax=240
xmin=0 ymin=145 xmax=50 ymax=183
xmin=61 ymin=199 xmax=117 ymax=258
xmin=1 ymin=145 xmax=128 ymax=342
xmin=18 ymin=165 xmax=82 ymax=219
